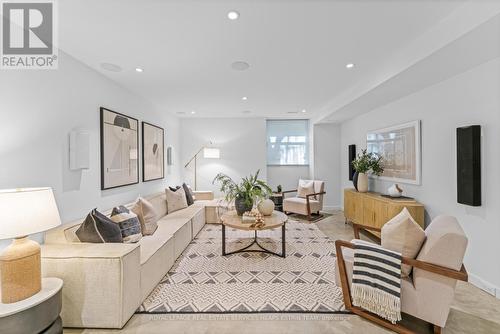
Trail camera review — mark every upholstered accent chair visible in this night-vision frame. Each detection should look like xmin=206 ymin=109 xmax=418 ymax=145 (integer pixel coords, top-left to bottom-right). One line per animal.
xmin=282 ymin=180 xmax=326 ymax=220
xmin=334 ymin=215 xmax=468 ymax=334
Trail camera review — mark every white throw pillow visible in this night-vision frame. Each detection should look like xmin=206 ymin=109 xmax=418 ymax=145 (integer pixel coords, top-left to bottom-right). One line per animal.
xmin=381 ymin=208 xmax=426 ymax=277
xmin=165 ymin=187 xmax=188 ymax=213
xmin=297 ymin=180 xmax=315 ymax=199
xmin=131 ymin=197 xmax=158 ymax=236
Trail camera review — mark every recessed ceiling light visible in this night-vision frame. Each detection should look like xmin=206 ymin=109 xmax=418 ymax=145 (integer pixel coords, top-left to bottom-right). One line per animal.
xmin=135 ymin=67 xmax=144 ymax=73
xmin=346 ymin=63 xmax=355 ymax=69
xmin=100 ymin=62 xmax=122 ymax=72
xmin=191 ymin=111 xmax=196 ymax=114
xmin=176 ymin=111 xmax=186 ymax=115
xmin=302 ymin=109 xmax=307 ymax=113
xmin=227 ymin=11 xmax=239 ymax=20
xmin=287 ymin=111 xmax=299 ymax=114
xmin=242 ymin=110 xmax=251 ymax=114
xmin=242 ymin=96 xmax=248 ymax=101
xmin=231 ymin=61 xmax=250 ymax=71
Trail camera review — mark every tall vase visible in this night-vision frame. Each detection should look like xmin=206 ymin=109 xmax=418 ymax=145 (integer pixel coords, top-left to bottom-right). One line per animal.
xmin=352 ymin=171 xmax=359 ymax=191
xmin=357 ymin=173 xmax=369 ymax=193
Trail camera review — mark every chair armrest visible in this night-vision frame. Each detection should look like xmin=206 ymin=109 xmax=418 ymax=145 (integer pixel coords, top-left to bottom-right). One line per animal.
xmin=305 ymin=191 xmax=326 ymax=199
xmin=334 ymin=240 xmax=468 ymax=281
xmin=281 ymin=189 xmax=297 ymax=199
xmin=193 ymin=190 xmax=214 ymax=201
xmin=352 ymin=223 xmax=382 ymax=240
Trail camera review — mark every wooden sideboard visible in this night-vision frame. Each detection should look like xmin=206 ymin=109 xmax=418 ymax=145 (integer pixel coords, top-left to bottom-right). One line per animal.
xmin=344 ymin=188 xmax=424 ymax=237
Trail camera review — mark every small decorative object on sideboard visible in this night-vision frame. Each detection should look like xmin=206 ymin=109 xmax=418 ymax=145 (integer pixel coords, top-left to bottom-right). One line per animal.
xmin=213 ymin=170 xmax=272 ymax=216
xmin=387 ymin=184 xmax=403 ymax=197
xmin=352 ymin=149 xmax=384 ymax=193
xmin=277 ymin=184 xmax=282 ymax=193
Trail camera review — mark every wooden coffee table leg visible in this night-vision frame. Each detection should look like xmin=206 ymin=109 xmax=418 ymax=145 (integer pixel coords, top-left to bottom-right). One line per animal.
xmin=281 ymin=224 xmax=286 ymax=258
xmin=222 ymin=223 xmax=226 ymax=256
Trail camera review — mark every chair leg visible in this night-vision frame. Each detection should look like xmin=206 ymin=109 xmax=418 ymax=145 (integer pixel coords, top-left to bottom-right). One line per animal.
xmin=433 ymin=325 xmax=442 ymax=334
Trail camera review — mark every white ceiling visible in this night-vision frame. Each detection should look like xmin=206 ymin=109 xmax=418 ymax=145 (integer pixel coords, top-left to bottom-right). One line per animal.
xmin=59 ymin=0 xmax=468 ymax=119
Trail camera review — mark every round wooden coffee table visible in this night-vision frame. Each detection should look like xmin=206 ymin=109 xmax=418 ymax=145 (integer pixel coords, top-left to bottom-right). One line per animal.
xmin=220 ymin=210 xmax=288 ymax=258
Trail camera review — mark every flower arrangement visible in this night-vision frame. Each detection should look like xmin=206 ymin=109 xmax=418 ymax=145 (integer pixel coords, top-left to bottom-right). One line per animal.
xmin=352 ymin=149 xmax=384 ymax=176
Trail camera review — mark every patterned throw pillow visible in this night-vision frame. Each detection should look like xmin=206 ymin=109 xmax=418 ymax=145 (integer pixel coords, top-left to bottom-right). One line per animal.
xmin=76 ymin=209 xmax=123 ymax=243
xmin=131 ymin=197 xmax=159 ymax=235
xmin=110 ymin=206 xmax=142 ymax=243
xmin=165 ymin=187 xmax=188 ymax=213
xmin=297 ymin=180 xmax=315 ymax=199
xmin=182 ymin=183 xmax=194 ymax=206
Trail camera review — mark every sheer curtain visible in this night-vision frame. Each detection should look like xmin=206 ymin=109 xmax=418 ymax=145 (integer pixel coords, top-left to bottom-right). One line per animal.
xmin=266 ymin=120 xmax=309 ymax=165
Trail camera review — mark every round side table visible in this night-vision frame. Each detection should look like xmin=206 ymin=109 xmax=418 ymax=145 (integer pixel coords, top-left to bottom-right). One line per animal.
xmin=0 ymin=277 xmax=63 ymax=334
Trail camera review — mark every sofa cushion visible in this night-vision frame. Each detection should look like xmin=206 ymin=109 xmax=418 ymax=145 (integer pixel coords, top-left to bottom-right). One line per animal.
xmin=110 ymin=206 xmax=142 ymax=243
xmin=297 ymin=179 xmax=315 ymax=198
xmin=165 ymin=187 xmax=188 ymax=213
xmin=76 ymin=209 xmax=123 ymax=243
xmin=131 ymin=197 xmax=158 ymax=235
xmin=381 ymin=207 xmax=426 ymax=277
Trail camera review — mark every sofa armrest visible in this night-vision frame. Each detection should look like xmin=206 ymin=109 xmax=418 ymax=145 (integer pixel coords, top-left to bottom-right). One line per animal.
xmin=41 ymin=243 xmax=141 ymax=329
xmin=193 ymin=190 xmax=214 ymax=201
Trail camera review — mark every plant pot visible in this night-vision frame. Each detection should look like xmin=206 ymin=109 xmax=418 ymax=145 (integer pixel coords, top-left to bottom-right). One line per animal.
xmin=357 ymin=172 xmax=369 ymax=193
xmin=257 ymin=199 xmax=275 ymax=216
xmin=235 ymin=197 xmax=253 ymax=216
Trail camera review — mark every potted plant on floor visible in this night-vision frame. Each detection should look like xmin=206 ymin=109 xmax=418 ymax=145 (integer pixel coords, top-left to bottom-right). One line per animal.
xmin=213 ymin=170 xmax=272 ymax=216
xmin=352 ymin=149 xmax=384 ymax=193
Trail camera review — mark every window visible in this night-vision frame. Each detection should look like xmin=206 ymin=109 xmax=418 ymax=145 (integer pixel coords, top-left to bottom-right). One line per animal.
xmin=266 ymin=120 xmax=309 ymax=165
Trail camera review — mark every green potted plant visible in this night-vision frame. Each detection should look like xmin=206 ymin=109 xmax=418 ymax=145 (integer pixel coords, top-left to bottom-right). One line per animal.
xmin=352 ymin=149 xmax=384 ymax=193
xmin=213 ymin=170 xmax=272 ymax=216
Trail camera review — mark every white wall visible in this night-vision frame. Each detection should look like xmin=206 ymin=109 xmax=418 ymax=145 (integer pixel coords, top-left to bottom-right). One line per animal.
xmin=267 ymin=166 xmax=310 ymax=192
xmin=0 ymin=52 xmax=181 ymax=247
xmin=339 ymin=57 xmax=500 ymax=293
xmin=180 ymin=118 xmax=267 ymax=196
xmin=313 ymin=123 xmax=341 ymax=209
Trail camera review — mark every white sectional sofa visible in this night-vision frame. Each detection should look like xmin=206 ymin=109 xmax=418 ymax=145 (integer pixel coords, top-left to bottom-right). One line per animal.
xmin=41 ymin=191 xmax=216 ymax=329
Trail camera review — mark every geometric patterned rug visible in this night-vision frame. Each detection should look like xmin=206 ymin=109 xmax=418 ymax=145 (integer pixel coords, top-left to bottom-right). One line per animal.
xmin=137 ymin=219 xmax=346 ymax=314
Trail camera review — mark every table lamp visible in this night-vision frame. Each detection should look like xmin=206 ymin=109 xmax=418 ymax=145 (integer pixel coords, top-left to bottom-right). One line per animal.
xmin=0 ymin=188 xmax=61 ymax=304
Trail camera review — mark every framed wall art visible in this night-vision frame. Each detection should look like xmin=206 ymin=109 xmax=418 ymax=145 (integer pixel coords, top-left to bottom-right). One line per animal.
xmin=366 ymin=120 xmax=421 ymax=185
xmin=142 ymin=121 xmax=164 ymax=182
xmin=100 ymin=107 xmax=139 ymax=190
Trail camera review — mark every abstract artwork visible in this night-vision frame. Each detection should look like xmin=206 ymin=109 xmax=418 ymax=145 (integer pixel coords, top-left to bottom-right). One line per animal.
xmin=142 ymin=122 xmax=164 ymax=182
xmin=366 ymin=120 xmax=421 ymax=185
xmin=100 ymin=107 xmax=139 ymax=190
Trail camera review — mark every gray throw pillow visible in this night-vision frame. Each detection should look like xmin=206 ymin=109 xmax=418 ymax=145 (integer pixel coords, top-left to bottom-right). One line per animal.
xmin=110 ymin=206 xmax=142 ymax=243
xmin=182 ymin=183 xmax=194 ymax=206
xmin=76 ymin=209 xmax=123 ymax=243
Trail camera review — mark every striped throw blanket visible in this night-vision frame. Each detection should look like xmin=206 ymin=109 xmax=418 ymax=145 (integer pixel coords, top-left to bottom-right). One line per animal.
xmin=351 ymin=240 xmax=402 ymax=324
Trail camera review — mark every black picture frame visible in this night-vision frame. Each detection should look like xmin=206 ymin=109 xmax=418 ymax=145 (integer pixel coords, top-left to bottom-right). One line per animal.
xmin=141 ymin=121 xmax=165 ymax=182
xmin=100 ymin=107 xmax=140 ymax=190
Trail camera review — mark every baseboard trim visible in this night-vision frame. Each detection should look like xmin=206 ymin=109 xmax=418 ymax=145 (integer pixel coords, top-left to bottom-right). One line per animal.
xmin=468 ymin=273 xmax=500 ymax=299
xmin=323 ymin=205 xmax=341 ymax=211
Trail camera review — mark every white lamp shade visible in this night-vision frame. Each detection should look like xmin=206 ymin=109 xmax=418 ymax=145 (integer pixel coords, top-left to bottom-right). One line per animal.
xmin=0 ymin=188 xmax=62 ymax=239
xmin=203 ymin=147 xmax=220 ymax=159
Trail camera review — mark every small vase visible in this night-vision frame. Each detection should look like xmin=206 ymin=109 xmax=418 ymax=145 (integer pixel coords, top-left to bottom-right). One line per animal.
xmin=257 ymin=199 xmax=275 ymax=216
xmin=357 ymin=173 xmax=369 ymax=193
xmin=235 ymin=197 xmax=253 ymax=216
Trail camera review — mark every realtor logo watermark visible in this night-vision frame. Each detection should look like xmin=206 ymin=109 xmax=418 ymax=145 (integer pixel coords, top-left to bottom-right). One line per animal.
xmin=1 ymin=0 xmax=58 ymax=69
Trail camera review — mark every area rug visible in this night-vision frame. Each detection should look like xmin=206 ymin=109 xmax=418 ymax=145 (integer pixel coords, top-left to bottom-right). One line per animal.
xmin=137 ymin=219 xmax=346 ymax=314
xmin=286 ymin=212 xmax=332 ymax=223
